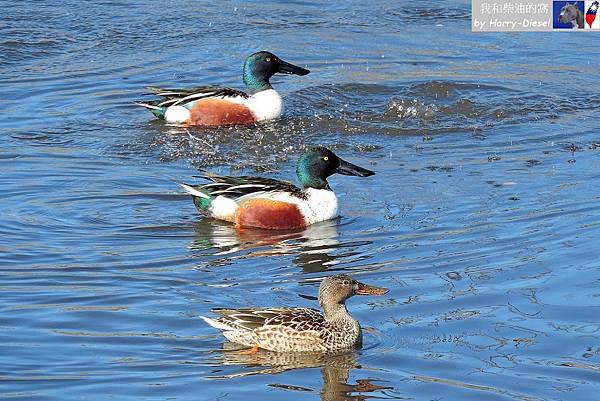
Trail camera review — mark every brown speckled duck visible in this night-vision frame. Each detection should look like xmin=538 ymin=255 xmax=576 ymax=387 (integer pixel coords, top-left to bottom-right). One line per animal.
xmin=201 ymin=274 xmax=388 ymax=353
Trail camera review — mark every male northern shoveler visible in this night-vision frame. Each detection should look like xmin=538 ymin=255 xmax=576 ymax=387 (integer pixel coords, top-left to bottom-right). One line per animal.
xmin=135 ymin=51 xmax=309 ymax=126
xmin=201 ymin=274 xmax=389 ymax=353
xmin=179 ymin=147 xmax=375 ymax=230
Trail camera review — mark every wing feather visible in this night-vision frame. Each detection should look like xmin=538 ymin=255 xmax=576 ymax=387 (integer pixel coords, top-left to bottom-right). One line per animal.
xmin=188 ymin=173 xmax=305 ymax=200
xmin=211 ymin=307 xmax=324 ymax=331
xmin=141 ymin=85 xmax=250 ymax=108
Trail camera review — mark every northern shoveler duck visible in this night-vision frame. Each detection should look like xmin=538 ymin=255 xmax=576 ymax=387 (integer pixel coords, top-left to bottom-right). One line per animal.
xmin=201 ymin=274 xmax=389 ymax=353
xmin=135 ymin=51 xmax=310 ymax=126
xmin=179 ymin=147 xmax=375 ymax=230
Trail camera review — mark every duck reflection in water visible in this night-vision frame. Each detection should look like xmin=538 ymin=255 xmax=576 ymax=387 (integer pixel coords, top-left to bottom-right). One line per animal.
xmin=190 ymin=219 xmax=346 ymax=273
xmin=207 ymin=346 xmax=392 ymax=401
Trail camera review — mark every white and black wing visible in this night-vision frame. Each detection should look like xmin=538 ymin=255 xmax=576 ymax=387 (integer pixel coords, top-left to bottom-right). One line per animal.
xmin=194 ymin=173 xmax=305 ymax=200
xmin=144 ymin=85 xmax=249 ymax=108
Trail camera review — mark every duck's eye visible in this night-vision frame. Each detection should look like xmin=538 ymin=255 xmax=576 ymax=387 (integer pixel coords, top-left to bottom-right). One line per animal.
xmin=323 ymin=156 xmax=329 ymax=161
xmin=265 ymin=57 xmax=272 ymax=62
xmin=342 ymin=280 xmax=350 ymax=285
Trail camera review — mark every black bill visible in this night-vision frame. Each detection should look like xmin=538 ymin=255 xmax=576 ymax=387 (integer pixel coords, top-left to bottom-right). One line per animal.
xmin=278 ymin=59 xmax=310 ymax=76
xmin=335 ymin=158 xmax=375 ymax=177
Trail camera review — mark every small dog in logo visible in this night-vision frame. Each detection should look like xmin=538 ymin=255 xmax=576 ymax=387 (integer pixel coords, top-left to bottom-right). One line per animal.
xmin=559 ymin=2 xmax=584 ymax=28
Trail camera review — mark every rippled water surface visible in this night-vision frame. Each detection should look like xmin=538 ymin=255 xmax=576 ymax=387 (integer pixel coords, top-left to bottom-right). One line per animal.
xmin=2 ymin=1 xmax=600 ymax=400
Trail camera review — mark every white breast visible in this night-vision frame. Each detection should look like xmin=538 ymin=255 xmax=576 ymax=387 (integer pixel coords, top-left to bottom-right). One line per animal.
xmin=246 ymin=89 xmax=283 ymax=121
xmin=297 ymin=188 xmax=339 ymax=225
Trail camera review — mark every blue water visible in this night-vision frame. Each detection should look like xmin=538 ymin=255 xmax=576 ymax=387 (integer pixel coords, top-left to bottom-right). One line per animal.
xmin=2 ymin=1 xmax=600 ymax=400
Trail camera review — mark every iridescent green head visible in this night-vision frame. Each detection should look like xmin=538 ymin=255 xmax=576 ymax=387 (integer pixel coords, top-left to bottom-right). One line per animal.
xmin=243 ymin=51 xmax=310 ymax=94
xmin=296 ymin=147 xmax=375 ymax=190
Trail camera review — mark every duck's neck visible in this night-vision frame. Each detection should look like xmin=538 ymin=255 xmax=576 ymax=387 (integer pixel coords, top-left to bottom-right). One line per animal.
xmin=304 ymin=181 xmax=330 ymax=191
xmin=243 ymin=71 xmax=272 ymax=94
xmin=321 ymin=302 xmax=354 ymax=323
xmin=298 ymin=173 xmax=330 ymax=191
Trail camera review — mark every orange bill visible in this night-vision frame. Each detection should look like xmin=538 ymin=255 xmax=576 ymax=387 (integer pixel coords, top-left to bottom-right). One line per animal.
xmin=355 ymin=281 xmax=389 ymax=296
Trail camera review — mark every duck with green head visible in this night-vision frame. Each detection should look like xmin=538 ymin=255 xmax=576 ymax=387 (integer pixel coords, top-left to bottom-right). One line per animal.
xmin=136 ymin=51 xmax=309 ymax=126
xmin=180 ymin=147 xmax=375 ymax=230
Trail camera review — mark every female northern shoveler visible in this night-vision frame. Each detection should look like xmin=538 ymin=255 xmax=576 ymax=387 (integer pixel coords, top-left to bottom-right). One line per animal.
xmin=201 ymin=274 xmax=389 ymax=353
xmin=179 ymin=147 xmax=375 ymax=230
xmin=135 ymin=51 xmax=309 ymax=126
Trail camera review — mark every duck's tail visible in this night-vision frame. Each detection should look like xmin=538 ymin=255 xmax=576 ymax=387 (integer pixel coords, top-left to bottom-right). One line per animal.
xmin=200 ymin=315 xmax=235 ymax=332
